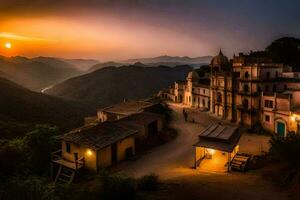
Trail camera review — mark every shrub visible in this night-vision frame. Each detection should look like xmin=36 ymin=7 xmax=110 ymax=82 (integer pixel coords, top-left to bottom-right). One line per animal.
xmin=23 ymin=125 xmax=60 ymax=175
xmin=0 ymin=139 xmax=25 ymax=180
xmin=3 ymin=176 xmax=55 ymax=200
xmin=101 ymin=174 xmax=137 ymax=200
xmin=138 ymin=174 xmax=160 ymax=191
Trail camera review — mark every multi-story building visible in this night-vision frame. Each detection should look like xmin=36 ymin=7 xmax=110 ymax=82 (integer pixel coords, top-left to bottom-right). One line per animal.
xmin=159 ymin=71 xmax=210 ymax=110
xmin=261 ymin=90 xmax=300 ymax=136
xmin=159 ymin=51 xmax=300 ymax=136
xmin=232 ymin=53 xmax=287 ymax=127
xmin=210 ymin=50 xmax=237 ymax=121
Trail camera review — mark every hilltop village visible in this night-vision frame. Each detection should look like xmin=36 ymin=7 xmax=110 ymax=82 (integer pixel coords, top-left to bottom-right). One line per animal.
xmin=160 ymin=50 xmax=300 ymax=136
xmin=49 ymin=50 xmax=300 ymax=185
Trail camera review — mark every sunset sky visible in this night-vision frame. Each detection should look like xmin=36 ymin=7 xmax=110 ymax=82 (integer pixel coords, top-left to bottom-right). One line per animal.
xmin=1 ymin=0 xmax=300 ymax=61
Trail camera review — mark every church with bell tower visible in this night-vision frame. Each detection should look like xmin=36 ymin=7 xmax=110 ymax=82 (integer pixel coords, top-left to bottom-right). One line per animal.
xmin=210 ymin=50 xmax=237 ymax=122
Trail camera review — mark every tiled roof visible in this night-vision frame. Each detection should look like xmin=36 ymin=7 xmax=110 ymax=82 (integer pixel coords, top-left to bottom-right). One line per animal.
xmin=194 ymin=124 xmax=241 ymax=152
xmin=117 ymin=112 xmax=164 ymax=127
xmin=99 ymin=100 xmax=157 ymax=115
xmin=60 ymin=122 xmax=138 ymax=150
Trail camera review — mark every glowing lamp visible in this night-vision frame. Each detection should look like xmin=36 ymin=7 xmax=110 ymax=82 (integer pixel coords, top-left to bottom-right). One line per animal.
xmin=291 ymin=114 xmax=296 ymax=122
xmin=86 ymin=149 xmax=93 ymax=156
xmin=207 ymin=148 xmax=215 ymax=155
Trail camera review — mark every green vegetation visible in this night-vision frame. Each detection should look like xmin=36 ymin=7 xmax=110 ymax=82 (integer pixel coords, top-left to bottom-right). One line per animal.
xmin=269 ymin=133 xmax=300 ymax=185
xmin=138 ymin=174 xmax=160 ymax=191
xmin=0 ymin=124 xmax=162 ymax=199
xmin=0 ymin=125 xmax=59 ymax=199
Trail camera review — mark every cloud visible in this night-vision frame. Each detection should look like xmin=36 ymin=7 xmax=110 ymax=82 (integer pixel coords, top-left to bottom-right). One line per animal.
xmin=0 ymin=32 xmax=55 ymax=42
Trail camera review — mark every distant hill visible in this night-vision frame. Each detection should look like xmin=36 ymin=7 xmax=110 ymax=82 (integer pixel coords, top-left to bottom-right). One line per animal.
xmin=63 ymin=58 xmax=100 ymax=71
xmin=124 ymin=55 xmax=212 ymax=65
xmin=88 ymin=61 xmax=125 ymax=72
xmin=0 ymin=77 xmax=94 ymax=139
xmin=46 ymin=65 xmax=193 ymax=107
xmin=88 ymin=55 xmax=211 ymax=72
xmin=0 ymin=56 xmax=82 ymax=91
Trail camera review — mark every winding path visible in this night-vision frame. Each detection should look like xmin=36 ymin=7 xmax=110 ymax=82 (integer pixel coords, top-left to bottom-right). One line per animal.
xmin=118 ymin=103 xmax=206 ymax=179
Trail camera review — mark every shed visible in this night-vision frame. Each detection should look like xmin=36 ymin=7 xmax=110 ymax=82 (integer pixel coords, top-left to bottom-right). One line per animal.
xmin=193 ymin=124 xmax=241 ymax=172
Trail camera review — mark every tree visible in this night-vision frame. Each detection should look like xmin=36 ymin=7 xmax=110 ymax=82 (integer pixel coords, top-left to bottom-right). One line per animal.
xmin=269 ymin=133 xmax=300 ymax=167
xmin=266 ymin=37 xmax=300 ymax=69
xmin=0 ymin=139 xmax=25 ymax=180
xmin=23 ymin=125 xmax=60 ymax=175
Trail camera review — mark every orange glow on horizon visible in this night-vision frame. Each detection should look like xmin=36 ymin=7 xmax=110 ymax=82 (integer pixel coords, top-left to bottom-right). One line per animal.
xmin=0 ymin=16 xmax=211 ymax=60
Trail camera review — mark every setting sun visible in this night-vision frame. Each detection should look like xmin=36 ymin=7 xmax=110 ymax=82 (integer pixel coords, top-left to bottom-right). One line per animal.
xmin=5 ymin=42 xmax=12 ymax=49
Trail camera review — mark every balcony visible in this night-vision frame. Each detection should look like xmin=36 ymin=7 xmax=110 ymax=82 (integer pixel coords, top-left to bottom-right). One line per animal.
xmin=237 ymin=105 xmax=258 ymax=113
xmin=237 ymin=91 xmax=260 ymax=96
xmin=51 ymin=150 xmax=85 ymax=170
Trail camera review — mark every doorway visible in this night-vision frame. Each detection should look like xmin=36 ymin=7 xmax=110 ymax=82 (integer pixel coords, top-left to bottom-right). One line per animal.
xmin=277 ymin=122 xmax=286 ymax=137
xmin=111 ymin=143 xmax=118 ymax=164
xmin=148 ymin=121 xmax=158 ymax=136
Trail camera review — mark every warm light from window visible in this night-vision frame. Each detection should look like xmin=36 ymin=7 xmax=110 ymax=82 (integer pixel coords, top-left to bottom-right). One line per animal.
xmin=86 ymin=149 xmax=93 ymax=156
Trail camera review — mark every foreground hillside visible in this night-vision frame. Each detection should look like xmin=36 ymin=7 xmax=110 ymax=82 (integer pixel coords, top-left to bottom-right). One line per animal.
xmin=0 ymin=56 xmax=82 ymax=91
xmin=0 ymin=78 xmax=94 ymax=139
xmin=46 ymin=65 xmax=193 ymax=107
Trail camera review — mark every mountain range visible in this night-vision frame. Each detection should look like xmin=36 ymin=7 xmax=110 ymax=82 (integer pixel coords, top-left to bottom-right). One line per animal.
xmin=0 ymin=56 xmax=85 ymax=91
xmin=46 ymin=65 xmax=193 ymax=107
xmin=88 ymin=55 xmax=211 ymax=72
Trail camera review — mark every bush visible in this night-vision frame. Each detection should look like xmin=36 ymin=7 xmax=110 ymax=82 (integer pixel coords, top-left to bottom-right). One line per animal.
xmin=101 ymin=173 xmax=137 ymax=200
xmin=23 ymin=125 xmax=60 ymax=175
xmin=138 ymin=174 xmax=160 ymax=191
xmin=0 ymin=139 xmax=25 ymax=180
xmin=3 ymin=176 xmax=55 ymax=200
xmin=269 ymin=133 xmax=300 ymax=166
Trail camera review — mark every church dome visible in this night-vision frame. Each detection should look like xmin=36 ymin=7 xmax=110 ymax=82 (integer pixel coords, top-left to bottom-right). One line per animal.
xmin=211 ymin=50 xmax=229 ymax=67
xmin=187 ymin=71 xmax=199 ymax=81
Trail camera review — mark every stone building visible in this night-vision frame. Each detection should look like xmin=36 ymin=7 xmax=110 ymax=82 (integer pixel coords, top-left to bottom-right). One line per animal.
xmin=159 ymin=71 xmax=210 ymax=110
xmin=261 ymin=90 xmax=300 ymax=136
xmin=159 ymin=50 xmax=300 ymax=136
xmin=210 ymin=50 xmax=237 ymax=121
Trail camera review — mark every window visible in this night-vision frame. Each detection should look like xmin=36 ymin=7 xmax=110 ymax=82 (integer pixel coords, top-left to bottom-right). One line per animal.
xmin=66 ymin=142 xmax=71 ymax=153
xmin=245 ymin=71 xmax=249 ymax=79
xmin=242 ymin=99 xmax=249 ymax=108
xmin=257 ymin=86 xmax=261 ymax=93
xmin=275 ymin=71 xmax=278 ymax=78
xmin=264 ymin=100 xmax=273 ymax=108
xmin=266 ymin=72 xmax=270 ymax=79
xmin=284 ymin=84 xmax=287 ymax=90
xmin=265 ymin=115 xmax=270 ymax=122
xmin=202 ymin=99 xmax=205 ymax=107
xmin=203 ymin=89 xmax=205 ymax=94
xmin=217 ymin=92 xmax=222 ymax=103
xmin=265 ymin=85 xmax=269 ymax=92
xmin=243 ymin=84 xmax=249 ymax=92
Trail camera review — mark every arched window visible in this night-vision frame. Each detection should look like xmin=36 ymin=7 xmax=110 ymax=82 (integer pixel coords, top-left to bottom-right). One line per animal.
xmin=217 ymin=92 xmax=222 ymax=103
